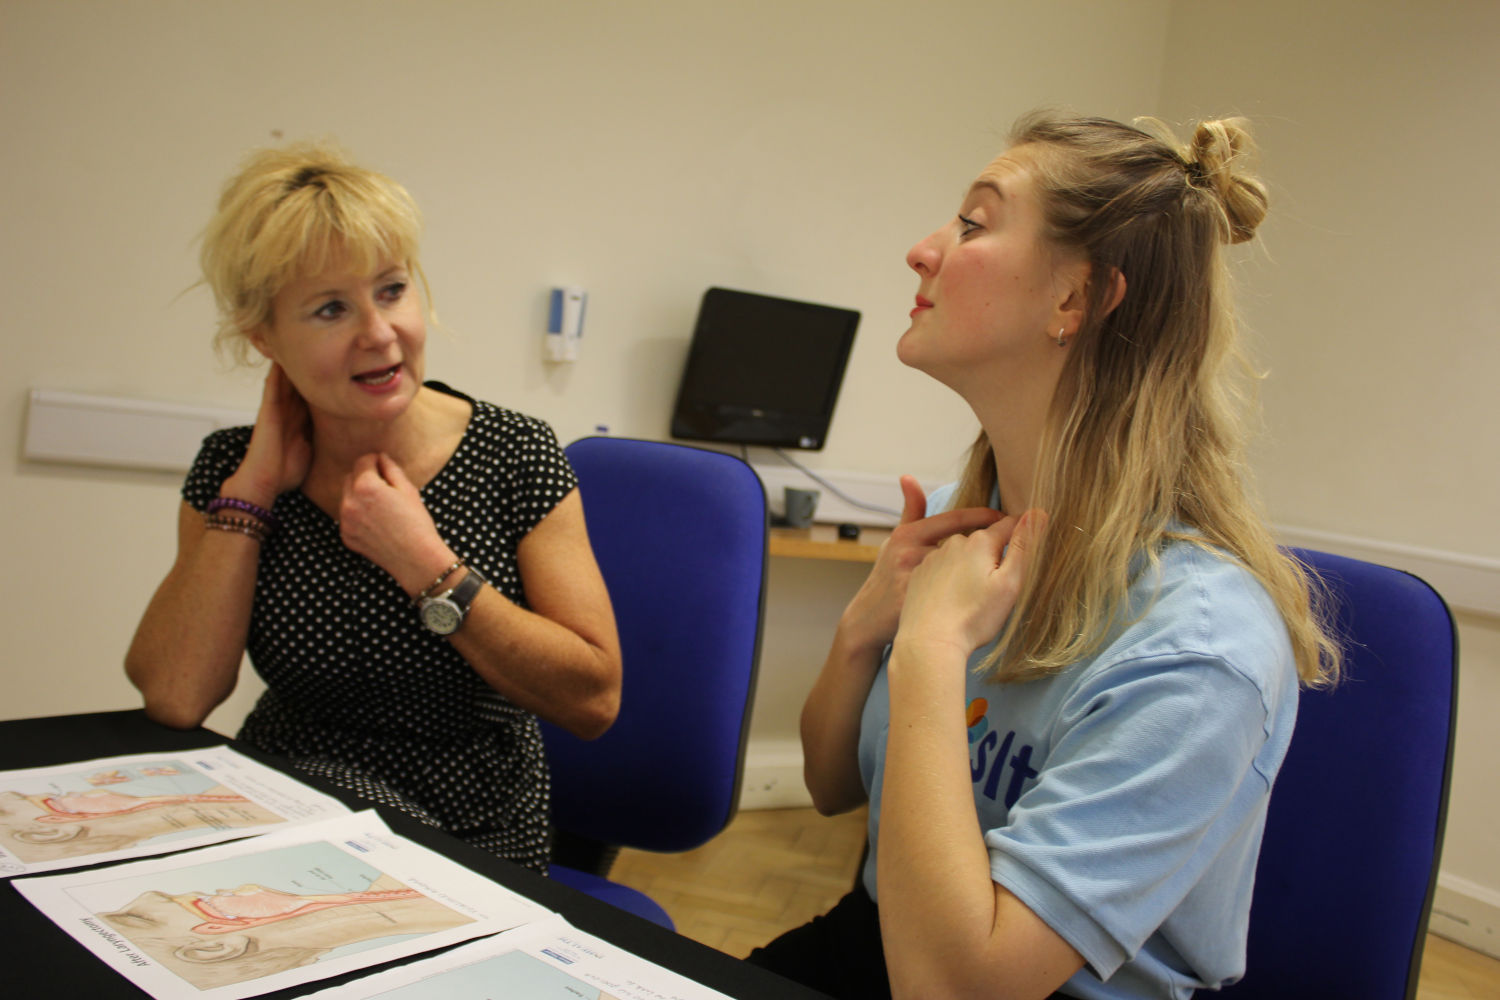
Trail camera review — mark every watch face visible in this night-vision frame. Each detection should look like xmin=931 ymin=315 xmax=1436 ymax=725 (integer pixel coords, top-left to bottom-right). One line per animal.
xmin=421 ymin=598 xmax=462 ymax=635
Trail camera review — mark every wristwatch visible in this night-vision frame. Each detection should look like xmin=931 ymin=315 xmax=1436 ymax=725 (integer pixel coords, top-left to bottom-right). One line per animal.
xmin=418 ymin=567 xmax=487 ymax=635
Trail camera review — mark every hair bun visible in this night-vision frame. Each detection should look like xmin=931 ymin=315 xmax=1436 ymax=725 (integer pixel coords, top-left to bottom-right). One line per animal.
xmin=1187 ymin=118 xmax=1268 ymax=244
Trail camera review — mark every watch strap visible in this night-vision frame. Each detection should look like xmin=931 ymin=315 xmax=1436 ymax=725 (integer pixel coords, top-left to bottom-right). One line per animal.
xmin=447 ymin=567 xmax=486 ymax=613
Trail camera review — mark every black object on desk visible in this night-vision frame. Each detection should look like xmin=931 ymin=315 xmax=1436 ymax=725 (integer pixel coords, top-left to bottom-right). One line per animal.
xmin=0 ymin=709 xmax=830 ymax=1000
xmin=670 ymin=286 xmax=859 ymax=451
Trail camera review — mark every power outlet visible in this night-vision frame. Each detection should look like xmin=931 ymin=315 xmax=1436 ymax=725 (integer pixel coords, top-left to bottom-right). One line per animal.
xmin=738 ymin=741 xmax=812 ymax=810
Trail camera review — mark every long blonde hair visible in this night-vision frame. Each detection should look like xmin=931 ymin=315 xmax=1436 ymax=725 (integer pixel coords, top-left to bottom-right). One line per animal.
xmin=957 ymin=112 xmax=1339 ymax=687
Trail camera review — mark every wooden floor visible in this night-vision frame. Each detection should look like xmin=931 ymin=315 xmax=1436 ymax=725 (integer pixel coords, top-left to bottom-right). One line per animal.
xmin=612 ymin=806 xmax=1500 ymax=998
xmin=611 ymin=803 xmax=870 ymax=960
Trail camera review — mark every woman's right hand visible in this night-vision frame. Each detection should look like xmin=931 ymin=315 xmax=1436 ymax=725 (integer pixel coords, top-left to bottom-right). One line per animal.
xmin=126 ymin=366 xmax=307 ymax=728
xmin=837 ymin=475 xmax=1004 ymax=658
xmin=801 ymin=476 xmax=1003 ymax=814
xmin=224 ymin=364 xmax=312 ymax=505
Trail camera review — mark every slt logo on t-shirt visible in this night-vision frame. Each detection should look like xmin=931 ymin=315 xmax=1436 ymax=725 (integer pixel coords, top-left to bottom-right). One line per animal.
xmin=966 ymin=698 xmax=1039 ymax=810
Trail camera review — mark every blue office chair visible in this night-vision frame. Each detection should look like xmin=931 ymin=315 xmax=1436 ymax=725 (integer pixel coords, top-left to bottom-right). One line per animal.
xmin=1219 ymin=548 xmax=1459 ymax=1000
xmin=543 ymin=436 xmax=769 ymax=930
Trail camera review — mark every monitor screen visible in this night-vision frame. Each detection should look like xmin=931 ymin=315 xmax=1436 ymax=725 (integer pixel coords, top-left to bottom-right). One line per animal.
xmin=670 ymin=287 xmax=859 ymax=450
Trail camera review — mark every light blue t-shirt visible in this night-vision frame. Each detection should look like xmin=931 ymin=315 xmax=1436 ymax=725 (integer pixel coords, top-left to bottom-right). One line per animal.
xmin=857 ymin=484 xmax=1297 ymax=999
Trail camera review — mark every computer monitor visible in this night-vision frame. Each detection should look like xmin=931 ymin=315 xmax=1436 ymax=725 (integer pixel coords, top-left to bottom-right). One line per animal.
xmin=670 ymin=287 xmax=859 ymax=451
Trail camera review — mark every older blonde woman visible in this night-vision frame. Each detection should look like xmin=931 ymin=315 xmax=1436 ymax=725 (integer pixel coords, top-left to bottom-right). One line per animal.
xmin=126 ymin=145 xmax=621 ymax=872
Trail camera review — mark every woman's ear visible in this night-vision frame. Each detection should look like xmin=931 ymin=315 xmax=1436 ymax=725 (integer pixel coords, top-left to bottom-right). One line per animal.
xmin=246 ymin=324 xmax=275 ymax=362
xmin=1102 ymin=268 xmax=1127 ymax=317
xmin=1055 ymin=265 xmax=1127 ymax=340
xmin=1054 ymin=259 xmax=1093 ymax=339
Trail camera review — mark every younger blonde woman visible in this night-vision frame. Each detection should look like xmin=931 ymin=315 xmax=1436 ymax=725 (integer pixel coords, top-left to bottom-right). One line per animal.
xmin=751 ymin=112 xmax=1337 ymax=1000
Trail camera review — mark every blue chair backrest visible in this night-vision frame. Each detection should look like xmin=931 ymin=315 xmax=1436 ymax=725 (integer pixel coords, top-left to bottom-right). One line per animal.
xmin=543 ymin=437 xmax=768 ymax=854
xmin=1220 ymin=548 xmax=1458 ymax=1000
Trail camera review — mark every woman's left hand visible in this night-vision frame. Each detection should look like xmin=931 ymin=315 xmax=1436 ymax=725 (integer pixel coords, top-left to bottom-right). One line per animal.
xmin=896 ymin=509 xmax=1048 ymax=656
xmin=339 ymin=453 xmax=455 ymax=593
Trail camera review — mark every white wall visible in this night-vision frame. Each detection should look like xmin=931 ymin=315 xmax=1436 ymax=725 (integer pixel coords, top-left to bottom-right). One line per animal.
xmin=4 ymin=0 xmax=1496 ymax=936
xmin=1158 ymin=0 xmax=1500 ymax=936
xmin=0 ymin=0 xmax=1169 ymax=727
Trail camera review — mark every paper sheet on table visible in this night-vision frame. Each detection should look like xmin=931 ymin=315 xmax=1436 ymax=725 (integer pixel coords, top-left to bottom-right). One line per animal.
xmin=0 ymin=745 xmax=350 ymax=877
xmin=14 ymin=810 xmax=553 ymax=1000
xmin=305 ymin=914 xmax=735 ymax=1000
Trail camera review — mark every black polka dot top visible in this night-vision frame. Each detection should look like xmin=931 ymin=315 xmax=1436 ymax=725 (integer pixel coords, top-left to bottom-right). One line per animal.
xmin=182 ymin=382 xmax=577 ymax=872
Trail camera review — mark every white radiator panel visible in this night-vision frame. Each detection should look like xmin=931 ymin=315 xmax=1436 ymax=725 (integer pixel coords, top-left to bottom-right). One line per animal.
xmin=23 ymin=389 xmax=253 ymax=473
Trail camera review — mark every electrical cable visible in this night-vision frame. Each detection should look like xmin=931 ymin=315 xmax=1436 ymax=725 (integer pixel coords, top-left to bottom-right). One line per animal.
xmin=771 ymin=447 xmax=902 ymax=519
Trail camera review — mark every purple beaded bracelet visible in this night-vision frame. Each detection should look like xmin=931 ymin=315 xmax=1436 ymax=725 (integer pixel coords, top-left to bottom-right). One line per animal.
xmin=207 ymin=497 xmax=279 ymax=534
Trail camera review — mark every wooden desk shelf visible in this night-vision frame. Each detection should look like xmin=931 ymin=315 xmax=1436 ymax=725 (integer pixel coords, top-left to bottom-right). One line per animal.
xmin=768 ymin=525 xmax=890 ymax=563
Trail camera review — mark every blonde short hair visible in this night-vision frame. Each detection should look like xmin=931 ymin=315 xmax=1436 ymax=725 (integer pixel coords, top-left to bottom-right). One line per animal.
xmin=199 ymin=143 xmax=429 ymax=364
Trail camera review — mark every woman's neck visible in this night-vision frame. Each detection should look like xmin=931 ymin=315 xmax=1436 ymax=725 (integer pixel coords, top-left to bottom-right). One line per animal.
xmin=310 ymin=405 xmax=423 ymax=470
xmin=967 ymin=378 xmax=1059 ymax=517
xmin=981 ymin=414 xmax=1041 ymax=517
xmin=301 ymin=386 xmax=469 ymax=509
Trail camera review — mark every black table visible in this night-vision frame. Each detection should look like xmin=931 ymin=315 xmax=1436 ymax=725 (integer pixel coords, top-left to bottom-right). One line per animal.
xmin=0 ymin=709 xmax=827 ymax=999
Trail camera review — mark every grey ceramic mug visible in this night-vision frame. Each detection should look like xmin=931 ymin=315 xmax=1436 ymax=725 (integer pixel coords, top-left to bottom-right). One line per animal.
xmin=784 ymin=487 xmax=820 ymax=529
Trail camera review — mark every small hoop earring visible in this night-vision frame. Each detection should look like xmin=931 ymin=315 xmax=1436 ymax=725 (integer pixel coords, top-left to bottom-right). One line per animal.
xmin=1055 ymin=327 xmax=1068 ymax=348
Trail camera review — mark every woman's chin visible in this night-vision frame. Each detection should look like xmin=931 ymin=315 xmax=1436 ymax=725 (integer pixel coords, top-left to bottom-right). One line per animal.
xmin=895 ymin=330 xmax=923 ymax=370
xmin=895 ymin=334 xmax=939 ymax=376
